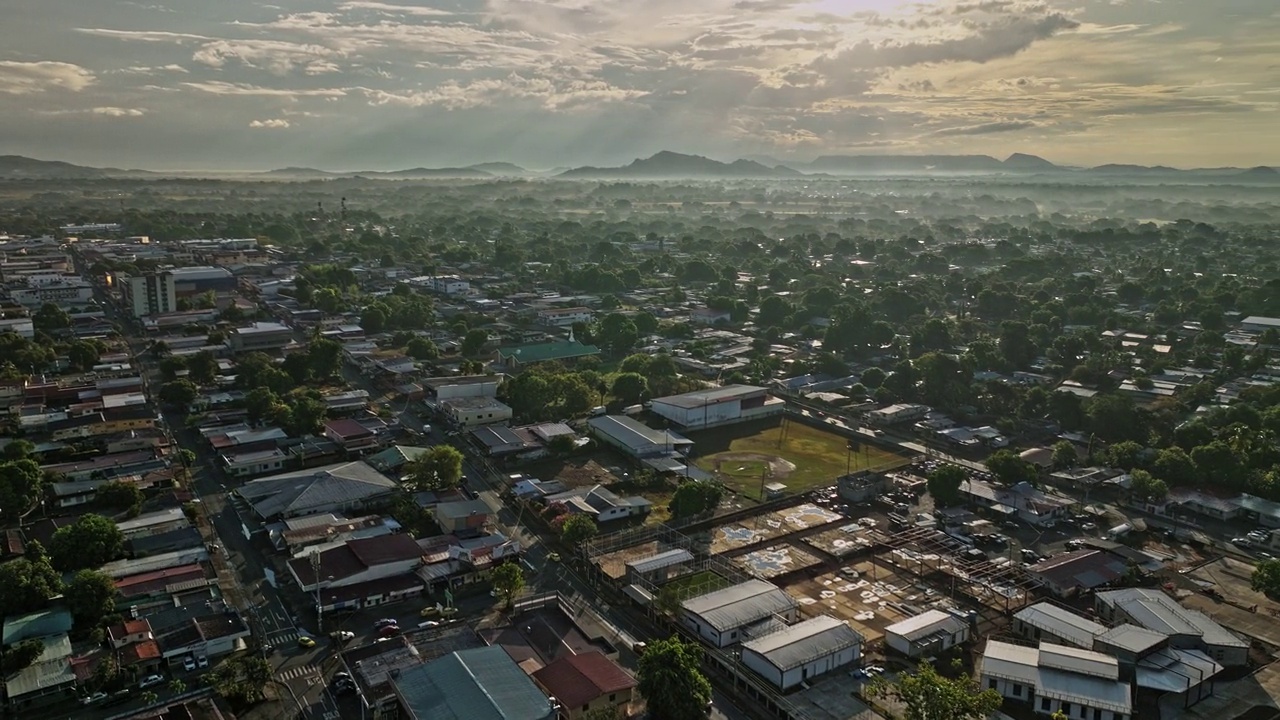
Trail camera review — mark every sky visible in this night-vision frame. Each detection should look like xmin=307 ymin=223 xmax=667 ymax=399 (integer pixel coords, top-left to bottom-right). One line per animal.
xmin=1 ymin=0 xmax=1278 ymax=171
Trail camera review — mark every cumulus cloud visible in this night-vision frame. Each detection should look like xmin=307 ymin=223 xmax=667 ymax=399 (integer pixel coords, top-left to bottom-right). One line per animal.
xmin=934 ymin=120 xmax=1039 ymax=135
xmin=183 ymin=81 xmax=348 ymax=97
xmin=337 ymin=1 xmax=455 ymax=16
xmin=249 ymin=118 xmax=291 ymax=128
xmin=92 ymin=106 xmax=146 ymax=117
xmin=192 ymin=39 xmax=343 ymax=75
xmin=0 ymin=61 xmax=96 ymax=94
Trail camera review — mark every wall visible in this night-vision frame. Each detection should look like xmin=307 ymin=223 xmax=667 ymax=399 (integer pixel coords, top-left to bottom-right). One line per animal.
xmin=743 ymin=644 xmax=859 ymax=690
xmin=982 ymin=675 xmax=1128 ymax=720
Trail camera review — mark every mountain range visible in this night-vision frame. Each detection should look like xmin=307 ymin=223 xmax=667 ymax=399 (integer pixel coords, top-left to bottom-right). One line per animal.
xmin=0 ymin=152 xmax=1276 ymax=181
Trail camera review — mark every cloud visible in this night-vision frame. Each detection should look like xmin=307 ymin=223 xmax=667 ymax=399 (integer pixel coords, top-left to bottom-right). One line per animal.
xmin=75 ymin=28 xmax=210 ymax=43
xmin=191 ymin=39 xmax=343 ymax=75
xmin=92 ymin=107 xmax=146 ymax=117
xmin=934 ymin=120 xmax=1039 ymax=135
xmin=0 ymin=61 xmax=96 ymax=94
xmin=249 ymin=118 xmax=291 ymax=128
xmin=337 ymin=1 xmax=455 ymax=16
xmin=182 ymin=81 xmax=348 ymax=97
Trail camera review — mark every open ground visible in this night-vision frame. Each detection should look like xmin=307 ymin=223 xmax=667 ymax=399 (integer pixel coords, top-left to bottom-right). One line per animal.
xmin=782 ymin=562 xmax=917 ymax=647
xmin=690 ymin=419 xmax=910 ymax=500
xmin=524 ymin=451 xmax=676 ymax=525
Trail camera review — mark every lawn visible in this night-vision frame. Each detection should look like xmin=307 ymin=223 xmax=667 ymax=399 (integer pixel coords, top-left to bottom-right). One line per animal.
xmin=661 ymin=570 xmax=733 ymax=603
xmin=691 ymin=419 xmax=910 ymax=500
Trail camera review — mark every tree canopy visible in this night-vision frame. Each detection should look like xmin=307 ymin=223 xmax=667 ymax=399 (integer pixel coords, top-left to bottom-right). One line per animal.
xmin=636 ymin=637 xmax=713 ymax=720
xmin=871 ymin=662 xmax=1003 ymax=720
xmin=404 ymin=445 xmax=465 ymax=491
xmin=49 ymin=514 xmax=125 ymax=571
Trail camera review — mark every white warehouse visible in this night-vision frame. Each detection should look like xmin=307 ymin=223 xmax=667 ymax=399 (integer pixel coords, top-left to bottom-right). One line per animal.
xmin=883 ymin=609 xmax=972 ymax=658
xmin=649 ymin=385 xmax=785 ymax=430
xmin=741 ymin=615 xmax=863 ymax=690
xmin=680 ymin=579 xmax=799 ymax=648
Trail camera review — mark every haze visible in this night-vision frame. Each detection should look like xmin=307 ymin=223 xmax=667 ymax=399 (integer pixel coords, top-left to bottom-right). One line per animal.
xmin=1 ymin=0 xmax=1278 ymax=171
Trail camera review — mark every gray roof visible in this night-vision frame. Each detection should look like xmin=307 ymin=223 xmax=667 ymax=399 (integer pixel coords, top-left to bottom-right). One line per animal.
xmin=2 ymin=608 xmax=73 ymax=645
xmin=626 ymin=549 xmax=694 ymax=575
xmin=236 ymin=461 xmax=395 ymax=518
xmin=742 ymin=616 xmax=863 ymax=672
xmin=1096 ymin=624 xmax=1166 ymax=654
xmin=1014 ymin=603 xmax=1106 ymax=648
xmin=1136 ymin=648 xmax=1222 ymax=692
xmin=681 ymin=579 xmax=798 ymax=633
xmin=980 ymin=640 xmax=1132 ymax=715
xmin=3 ymin=635 xmax=74 ymax=699
xmin=652 ymin=384 xmax=767 ymax=410
xmin=393 ymin=646 xmax=555 ymax=720
xmin=884 ymin=609 xmax=968 ymax=642
xmin=587 ymin=415 xmax=691 ymax=452
xmin=436 ymin=499 xmax=492 ymax=520
xmin=1096 ymin=588 xmax=1246 ymax=645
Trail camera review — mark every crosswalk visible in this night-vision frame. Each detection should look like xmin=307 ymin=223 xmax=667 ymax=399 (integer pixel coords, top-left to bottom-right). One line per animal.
xmin=276 ymin=664 xmax=320 ymax=682
xmin=269 ymin=629 xmax=301 ymax=644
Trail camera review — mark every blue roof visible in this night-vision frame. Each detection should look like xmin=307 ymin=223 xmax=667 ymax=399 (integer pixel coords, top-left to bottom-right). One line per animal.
xmin=394 ymin=646 xmax=555 ymax=720
xmin=2 ymin=608 xmax=73 ymax=646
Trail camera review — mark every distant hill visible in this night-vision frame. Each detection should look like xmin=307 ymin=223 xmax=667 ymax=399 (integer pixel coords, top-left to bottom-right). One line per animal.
xmin=0 ymin=155 xmax=153 ymax=179
xmin=805 ymin=154 xmax=1009 ymax=174
xmin=559 ymin=151 xmax=797 ymax=179
xmin=257 ymin=167 xmax=338 ymax=179
xmin=1086 ymin=163 xmax=1181 ymax=175
xmin=467 ymin=162 xmax=528 ymax=175
xmin=372 ymin=167 xmax=493 ymax=179
xmin=1238 ymin=166 xmax=1279 ymax=180
xmin=1003 ymin=153 xmax=1058 ymax=171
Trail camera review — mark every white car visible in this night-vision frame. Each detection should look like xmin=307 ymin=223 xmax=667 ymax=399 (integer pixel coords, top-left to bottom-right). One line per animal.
xmin=81 ymin=692 xmax=108 ymax=705
xmin=183 ymin=657 xmax=196 ymax=671
xmin=197 ymin=656 xmax=209 ymax=669
xmin=139 ymin=674 xmax=165 ymax=689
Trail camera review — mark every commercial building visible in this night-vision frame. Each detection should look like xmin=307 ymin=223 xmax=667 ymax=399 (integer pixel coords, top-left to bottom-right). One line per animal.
xmin=323 ymin=418 xmax=381 ymax=453
xmin=649 ymin=385 xmax=785 ymax=430
xmin=121 ymin=272 xmax=176 ymax=318
xmin=496 ymin=339 xmax=600 ymax=371
xmin=287 ymin=533 xmax=424 ymax=591
xmin=228 ymin=322 xmax=293 ymax=353
xmin=1095 ymin=588 xmax=1248 ymax=667
xmin=391 ymin=645 xmax=556 ymax=720
xmin=422 ymin=375 xmax=502 ymax=401
xmin=866 ymin=403 xmax=930 ymax=426
xmin=586 ymin=415 xmax=692 ymax=460
xmin=536 ymin=306 xmax=594 ymax=327
xmin=166 ymin=265 xmax=236 ymax=296
xmin=442 ymin=397 xmax=514 ymax=427
xmin=1026 ymin=549 xmax=1129 ymax=598
xmin=680 ymin=579 xmax=800 ymax=648
xmin=741 ymin=615 xmax=863 ymax=690
xmin=235 ymin=461 xmax=397 ymax=520
xmin=532 ymin=650 xmax=637 ymax=719
xmin=883 ymin=609 xmax=972 ymax=658
xmin=1013 ymin=603 xmax=1107 ymax=649
xmin=980 ymin=640 xmax=1133 ymax=720
xmin=1240 ymin=316 xmax=1280 ymax=333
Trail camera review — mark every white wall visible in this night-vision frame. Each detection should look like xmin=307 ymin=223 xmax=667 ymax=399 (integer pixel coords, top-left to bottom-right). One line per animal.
xmin=743 ymin=644 xmax=859 ymax=690
xmin=652 ymin=399 xmax=742 ymax=429
xmin=982 ymin=675 xmax=1128 ymax=720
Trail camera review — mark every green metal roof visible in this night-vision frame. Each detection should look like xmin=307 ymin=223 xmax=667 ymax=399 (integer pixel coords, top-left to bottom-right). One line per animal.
xmin=497 ymin=341 xmax=600 ymax=364
xmin=2 ymin=608 xmax=73 ymax=646
xmin=393 ymin=646 xmax=555 ymax=720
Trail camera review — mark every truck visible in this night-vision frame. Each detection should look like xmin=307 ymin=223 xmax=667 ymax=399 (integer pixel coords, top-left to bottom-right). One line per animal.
xmin=1106 ymin=523 xmax=1133 ymax=540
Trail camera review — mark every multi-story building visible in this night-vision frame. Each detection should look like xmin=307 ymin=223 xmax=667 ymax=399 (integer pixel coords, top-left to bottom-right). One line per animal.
xmin=229 ymin=322 xmax=293 ymax=353
xmin=122 ymin=272 xmax=177 ymax=318
xmin=536 ymin=306 xmax=594 ymax=327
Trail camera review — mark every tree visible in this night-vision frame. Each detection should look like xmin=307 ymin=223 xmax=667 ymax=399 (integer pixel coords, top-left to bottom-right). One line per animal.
xmin=244 ymin=386 xmax=279 ymax=426
xmin=1128 ymin=469 xmax=1168 ymax=502
xmin=1152 ymin=446 xmax=1198 ymax=486
xmin=32 ymin=302 xmax=70 ymax=333
xmin=985 ymin=450 xmax=1038 ymax=486
xmin=1050 ymin=440 xmax=1078 ymax=470
xmin=406 ymin=336 xmax=439 ymax=361
xmin=158 ymin=379 xmax=198 ymax=407
xmin=461 ymin=328 xmax=490 ymax=357
xmin=68 ymin=340 xmax=101 ymax=371
xmin=561 ymin=514 xmax=598 ymax=546
xmin=1108 ymin=440 xmax=1144 ymax=470
xmin=870 ymin=662 xmax=1002 ymax=720
xmin=168 ymin=679 xmax=187 ymax=694
xmin=206 ymin=655 xmax=272 ymax=705
xmin=611 ymin=372 xmax=649 ymax=405
xmin=927 ymin=464 xmax=966 ymax=507
xmin=404 ymin=445 xmax=465 ymax=490
xmin=581 ymin=707 xmax=623 ymax=720
xmin=637 ymin=637 xmax=712 ymax=720
xmin=596 ymin=313 xmax=639 ymax=356
xmin=307 ymin=338 xmax=344 ymax=379
xmin=2 ymin=439 xmax=33 ymax=461
xmin=0 ymin=458 xmax=44 ymax=522
xmin=859 ymin=366 xmax=886 ymax=389
xmin=94 ymin=480 xmax=144 ymax=513
xmin=491 ymin=561 xmax=525 ymax=608
xmin=65 ymin=569 xmax=117 ymax=630
xmin=140 ymin=691 xmax=159 ymax=706
xmin=187 ymin=351 xmax=220 ymax=384
xmin=283 ymin=396 xmax=328 ymax=437
xmin=176 ymin=448 xmax=197 ymax=469
xmin=49 ymin=514 xmax=124 ymax=571
xmin=1252 ymin=559 xmax=1280 ymax=597
xmin=159 ymin=355 xmax=186 ymax=382
xmin=0 ymin=639 xmax=44 ymax=676
xmin=361 ymin=306 xmax=387 ymax=334
xmin=670 ymin=480 xmax=723 ymax=518
xmin=0 ymin=542 xmax=62 ymax=617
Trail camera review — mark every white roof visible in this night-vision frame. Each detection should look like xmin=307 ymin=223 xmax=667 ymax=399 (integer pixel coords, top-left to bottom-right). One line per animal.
xmin=742 ymin=616 xmax=863 ymax=672
xmin=981 ymin=641 xmax=1131 ymax=715
xmin=1136 ymin=647 xmax=1222 ymax=692
xmin=651 ymin=384 xmax=766 ymax=410
xmin=884 ymin=609 xmax=968 ymax=642
xmin=681 ymin=579 xmax=798 ymax=633
xmin=1037 ymin=644 xmax=1119 ymax=680
xmin=1014 ymin=603 xmax=1106 ymax=649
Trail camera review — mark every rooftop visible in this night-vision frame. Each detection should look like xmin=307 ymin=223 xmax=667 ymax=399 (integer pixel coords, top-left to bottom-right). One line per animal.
xmin=236 ymin=461 xmax=396 ymax=519
xmin=981 ymin=640 xmax=1132 ymax=715
xmin=497 ymin=340 xmax=600 ymax=364
xmin=681 ymin=579 xmax=799 ymax=633
xmin=392 ymin=645 xmax=555 ymax=720
xmin=1014 ymin=603 xmax=1107 ymax=649
xmin=884 ymin=609 xmax=969 ymax=642
xmin=532 ymin=650 xmax=636 ymax=709
xmin=2 ymin=608 xmax=73 ymax=646
xmin=587 ymin=415 xmax=691 ymax=452
xmin=1027 ymin=549 xmax=1128 ymax=590
xmin=742 ymin=616 xmax=863 ymax=672
xmin=651 ymin=384 xmax=768 ymax=409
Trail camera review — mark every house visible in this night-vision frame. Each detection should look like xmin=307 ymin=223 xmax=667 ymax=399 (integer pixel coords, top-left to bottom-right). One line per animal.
xmin=1095 ymin=588 xmax=1248 ymax=667
xmin=157 ymin=614 xmax=251 ymax=665
xmin=532 ymin=650 xmax=637 ymax=719
xmin=883 ymin=609 xmax=972 ymax=658
xmin=287 ymin=533 xmax=424 ymax=591
xmin=114 ymin=563 xmax=209 ymax=603
xmin=536 ymin=306 xmax=593 ymax=327
xmin=128 ymin=527 xmax=204 ymax=558
xmin=649 ymin=385 xmax=784 ymax=430
xmin=2 ymin=608 xmax=75 ymax=710
xmin=680 ymin=579 xmax=800 ymax=648
xmin=545 ymin=484 xmax=653 ymax=522
xmin=1013 ymin=603 xmax=1107 ymax=649
xmin=324 ymin=418 xmax=381 ymax=453
xmin=228 ymin=322 xmax=293 ymax=353
xmin=442 ymin=397 xmax=513 ymax=427
xmin=435 ymin=499 xmax=493 ymax=534
xmin=690 ymin=307 xmax=732 ymax=325
xmin=587 ymin=415 xmax=692 ymax=460
xmin=422 ymin=375 xmax=502 ymax=401
xmin=960 ymin=478 xmax=1074 ymax=527
xmin=235 ymin=461 xmax=397 ymax=520
xmin=115 ymin=507 xmax=191 ymax=541
xmin=221 ymin=448 xmax=289 ymax=478
xmin=1026 ymin=550 xmax=1130 ymax=597
xmin=365 ymin=445 xmax=432 ymax=475
xmin=980 ymin=640 xmax=1133 ymax=720
xmin=866 ymin=403 xmax=930 ymax=426
xmin=391 ymin=645 xmax=556 ymax=720
xmin=741 ymin=615 xmax=863 ymax=690
xmin=1241 ymin=316 xmax=1280 ymax=333
xmin=271 ymin=513 xmax=395 ymax=554
xmin=496 ymin=339 xmax=600 ymax=372
xmin=469 ymin=425 xmax=544 ymax=460
xmin=315 ymin=573 xmax=425 ymax=613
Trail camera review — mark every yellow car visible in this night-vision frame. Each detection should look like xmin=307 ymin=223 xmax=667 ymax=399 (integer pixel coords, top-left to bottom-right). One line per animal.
xmin=420 ymin=606 xmax=440 ymax=618
xmin=547 ymin=552 xmax=561 ymax=562
xmin=298 ymin=636 xmax=316 ymax=648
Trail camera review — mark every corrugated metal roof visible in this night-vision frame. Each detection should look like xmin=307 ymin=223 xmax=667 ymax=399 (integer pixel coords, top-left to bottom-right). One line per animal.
xmin=3 ymin=635 xmax=74 ymax=698
xmin=1037 ymin=644 xmax=1119 ymax=680
xmin=1136 ymin=648 xmax=1221 ymax=692
xmin=652 ymin=385 xmax=767 ymax=410
xmin=681 ymin=579 xmax=798 ymax=633
xmin=884 ymin=609 xmax=968 ymax=642
xmin=742 ymin=616 xmax=863 ymax=672
xmin=980 ymin=641 xmax=1132 ymax=715
xmin=393 ymin=646 xmax=555 ymax=720
xmin=1014 ymin=603 xmax=1106 ymax=648
xmin=587 ymin=415 xmax=689 ymax=452
xmin=236 ymin=461 xmax=395 ymax=518
xmin=1096 ymin=624 xmax=1165 ymax=653
xmin=626 ymin=549 xmax=694 ymax=575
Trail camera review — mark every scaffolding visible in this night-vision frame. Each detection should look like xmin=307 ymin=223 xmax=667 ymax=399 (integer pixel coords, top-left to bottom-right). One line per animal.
xmin=873 ymin=526 xmax=1042 ymax=615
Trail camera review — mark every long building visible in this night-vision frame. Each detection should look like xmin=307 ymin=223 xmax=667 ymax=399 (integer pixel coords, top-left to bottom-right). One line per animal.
xmin=680 ymin=579 xmax=799 ymax=648
xmin=649 ymin=385 xmax=784 ymax=430
xmin=741 ymin=615 xmax=862 ymax=690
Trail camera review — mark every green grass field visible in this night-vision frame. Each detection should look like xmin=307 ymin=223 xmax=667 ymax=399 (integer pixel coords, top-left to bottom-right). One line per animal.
xmin=693 ymin=419 xmax=910 ymax=500
xmin=662 ymin=570 xmax=733 ymax=603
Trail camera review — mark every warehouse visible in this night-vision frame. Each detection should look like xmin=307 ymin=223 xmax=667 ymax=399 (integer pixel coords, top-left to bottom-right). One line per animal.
xmin=741 ymin=615 xmax=863 ymax=691
xmin=649 ymin=385 xmax=784 ymax=430
xmin=680 ymin=579 xmax=800 ymax=648
xmin=883 ymin=609 xmax=972 ymax=658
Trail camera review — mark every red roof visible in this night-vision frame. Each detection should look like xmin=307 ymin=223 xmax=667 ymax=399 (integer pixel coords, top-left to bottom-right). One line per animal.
xmin=108 ymin=618 xmax=153 ymax=641
xmin=115 ymin=563 xmax=206 ymax=597
xmin=324 ymin=418 xmax=374 ymax=439
xmin=532 ymin=651 xmax=636 ymax=709
xmin=119 ymin=640 xmax=162 ymax=665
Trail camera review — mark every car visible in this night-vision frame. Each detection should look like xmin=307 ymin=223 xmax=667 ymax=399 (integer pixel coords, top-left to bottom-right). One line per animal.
xmin=82 ymin=692 xmax=108 ymax=705
xmin=418 ymin=620 xmax=439 ymax=629
xmin=421 ymin=606 xmax=440 ymax=617
xmin=139 ymin=674 xmax=165 ymax=689
xmin=547 ymin=551 xmax=561 ymax=562
xmin=334 ymin=671 xmax=351 ymax=680
xmin=183 ymin=656 xmax=196 ymax=672
xmin=375 ymin=637 xmax=392 ymax=643
xmin=1021 ymin=548 xmax=1040 ymax=561
xmin=1081 ymin=522 xmax=1097 ymax=531
xmin=197 ymin=656 xmax=208 ymax=668
xmin=378 ymin=624 xmax=401 ymax=638
xmin=298 ymin=636 xmax=316 ymax=648
xmin=374 ymin=618 xmax=398 ymax=629
xmin=1232 ymin=537 xmax=1253 ymax=547
xmin=332 ymin=630 xmax=355 ymax=642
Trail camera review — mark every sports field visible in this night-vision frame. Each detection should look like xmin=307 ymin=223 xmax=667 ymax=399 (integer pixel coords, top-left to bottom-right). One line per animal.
xmin=662 ymin=570 xmax=733 ymax=603
xmin=693 ymin=419 xmax=909 ymax=500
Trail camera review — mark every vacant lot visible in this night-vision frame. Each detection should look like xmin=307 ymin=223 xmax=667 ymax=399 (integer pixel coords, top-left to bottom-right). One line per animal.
xmin=692 ymin=419 xmax=909 ymax=500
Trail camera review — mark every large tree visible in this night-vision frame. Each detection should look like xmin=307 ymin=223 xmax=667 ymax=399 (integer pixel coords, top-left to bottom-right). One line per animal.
xmin=94 ymin=480 xmax=144 ymax=514
xmin=49 ymin=514 xmax=124 ymax=571
xmin=560 ymin=514 xmax=599 ymax=546
xmin=670 ymin=480 xmax=723 ymax=518
xmin=927 ymin=464 xmax=967 ymax=507
xmin=65 ymin=569 xmax=118 ymax=630
xmin=985 ymin=450 xmax=1038 ymax=486
xmin=0 ymin=458 xmax=44 ymax=522
xmin=0 ymin=542 xmax=62 ymax=617
xmin=491 ymin=561 xmax=525 ymax=608
xmin=1253 ymin=559 xmax=1280 ymax=598
xmin=404 ymin=445 xmax=465 ymax=490
xmin=461 ymin=328 xmax=490 ymax=357
xmin=871 ymin=662 xmax=1002 ymax=720
xmin=637 ymin=637 xmax=712 ymax=720
xmin=595 ymin=313 xmax=639 ymax=356
xmin=611 ymin=372 xmax=649 ymax=405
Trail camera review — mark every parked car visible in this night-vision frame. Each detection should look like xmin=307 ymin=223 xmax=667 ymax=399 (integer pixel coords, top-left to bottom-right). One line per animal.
xmin=374 ymin=618 xmax=398 ymax=629
xmin=378 ymin=624 xmax=401 ymax=638
xmin=1081 ymin=522 xmax=1097 ymax=531
xmin=298 ymin=636 xmax=317 ymax=648
xmin=139 ymin=674 xmax=165 ymax=689
xmin=82 ymin=692 xmax=108 ymax=705
xmin=197 ymin=656 xmax=208 ymax=668
xmin=183 ymin=656 xmax=196 ymax=672
xmin=332 ymin=630 xmax=355 ymax=642
xmin=547 ymin=551 xmax=561 ymax=562
xmin=1232 ymin=537 xmax=1253 ymax=548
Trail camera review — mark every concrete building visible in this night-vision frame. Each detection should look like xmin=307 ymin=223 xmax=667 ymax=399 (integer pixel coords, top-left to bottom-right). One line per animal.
xmin=1013 ymin=603 xmax=1108 ymax=649
xmin=422 ymin=375 xmax=502 ymax=401
xmin=536 ymin=306 xmax=594 ymax=327
xmin=122 ymin=272 xmax=176 ymax=317
xmin=288 ymin=533 xmax=424 ymax=591
xmin=228 ymin=322 xmax=293 ymax=353
xmin=866 ymin=403 xmax=930 ymax=426
xmin=883 ymin=609 xmax=972 ymax=658
xmin=980 ymin=640 xmax=1133 ymax=720
xmin=1026 ymin=550 xmax=1129 ymax=598
xmin=649 ymin=385 xmax=785 ymax=430
xmin=586 ymin=415 xmax=693 ymax=460
xmin=235 ymin=461 xmax=397 ymax=520
xmin=1095 ymin=588 xmax=1248 ymax=667
xmin=680 ymin=579 xmax=800 ymax=648
xmin=442 ymin=397 xmax=514 ymax=427
xmin=1240 ymin=316 xmax=1280 ymax=333
xmin=435 ymin=499 xmax=492 ymax=534
xmin=837 ymin=471 xmax=892 ymax=503
xmin=166 ymin=265 xmax=236 ymax=296
xmin=741 ymin=615 xmax=863 ymax=690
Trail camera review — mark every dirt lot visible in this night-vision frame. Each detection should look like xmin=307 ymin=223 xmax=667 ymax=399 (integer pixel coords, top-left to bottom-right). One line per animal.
xmin=593 ymin=540 xmax=660 ymax=580
xmin=732 ymin=543 xmax=824 ymax=580
xmin=1187 ymin=556 xmax=1280 ymax=649
xmin=804 ymin=523 xmax=880 ymax=559
xmin=708 ymin=503 xmax=845 ymax=555
xmin=782 ymin=562 xmax=917 ymax=646
xmin=525 ymin=452 xmax=629 ymax=489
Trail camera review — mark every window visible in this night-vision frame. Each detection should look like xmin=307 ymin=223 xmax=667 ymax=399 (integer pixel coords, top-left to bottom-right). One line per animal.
xmin=1012 ymin=683 xmax=1022 ymax=697
xmin=582 ymin=705 xmax=589 ymax=712
xmin=1061 ymin=703 xmax=1071 ymax=716
xmin=1094 ymin=709 xmax=1101 ymax=720
xmin=1041 ymin=698 xmax=1051 ymax=711
xmin=609 ymin=694 xmax=616 ymax=703
xmin=988 ymin=678 xmax=997 ymax=690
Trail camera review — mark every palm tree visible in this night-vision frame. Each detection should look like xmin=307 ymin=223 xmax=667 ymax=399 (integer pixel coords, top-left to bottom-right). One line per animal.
xmin=168 ymin=679 xmax=186 ymax=694
xmin=140 ymin=691 xmax=159 ymax=706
